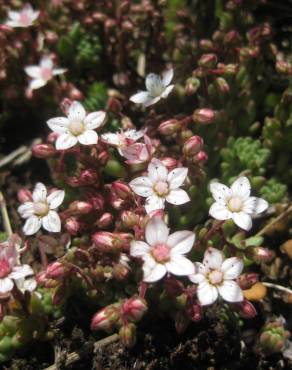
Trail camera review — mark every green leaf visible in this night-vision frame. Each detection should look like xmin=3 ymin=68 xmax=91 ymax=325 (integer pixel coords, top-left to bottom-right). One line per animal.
xmin=245 ymin=236 xmax=264 ymax=247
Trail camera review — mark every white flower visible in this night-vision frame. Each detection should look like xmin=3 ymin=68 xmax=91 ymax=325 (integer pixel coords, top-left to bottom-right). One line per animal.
xmin=47 ymin=101 xmax=106 ymax=150
xmin=18 ymin=183 xmax=64 ymax=236
xmin=130 ymin=217 xmax=195 ymax=282
xmin=0 ymin=240 xmax=33 ymax=295
xmin=6 ymin=4 xmax=39 ymax=28
xmin=101 ymin=128 xmax=145 ymax=155
xmin=24 ymin=56 xmax=66 ymax=90
xmin=189 ymin=247 xmax=244 ymax=305
xmin=129 ymin=158 xmax=190 ymax=214
xmin=209 ymin=176 xmax=268 ymax=231
xmin=130 ymin=69 xmax=174 ymax=107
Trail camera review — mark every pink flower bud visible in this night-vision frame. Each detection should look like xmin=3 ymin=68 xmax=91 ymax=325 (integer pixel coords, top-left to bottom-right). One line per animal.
xmin=158 ymin=119 xmax=180 ymax=135
xmin=112 ymin=263 xmax=130 ymax=281
xmin=32 ymin=144 xmax=55 ymax=158
xmin=215 ymin=77 xmax=230 ymax=93
xmin=187 ymin=303 xmax=202 ymax=322
xmin=60 ymin=98 xmax=73 ymax=115
xmin=193 ymin=150 xmax=208 ymax=165
xmin=217 ymin=63 xmax=238 ymax=75
xmin=96 ymin=213 xmax=114 ymax=228
xmin=79 ymin=169 xmax=98 ymax=186
xmin=183 ymin=135 xmax=204 ymax=156
xmin=98 ymin=150 xmax=109 ymax=165
xmin=237 ymin=273 xmax=259 ymax=290
xmin=121 ymin=297 xmax=147 ymax=322
xmin=46 ymin=262 xmax=66 ymax=279
xmin=91 ymin=305 xmax=120 ymax=331
xmin=47 ymin=132 xmax=58 ymax=144
xmin=121 ymin=211 xmax=140 ymax=229
xmin=198 ymin=53 xmax=217 ymax=69
xmin=17 ymin=188 xmax=32 ymax=203
xmin=92 ymin=231 xmax=116 ymax=251
xmin=193 ymin=108 xmax=216 ymax=124
xmin=69 ymin=87 xmax=83 ymax=101
xmin=276 ymin=60 xmax=292 ymax=75
xmin=160 ymin=157 xmax=178 ymax=170
xmin=224 ymin=30 xmax=240 ymax=45
xmin=199 ymin=39 xmax=214 ymax=52
xmin=107 ymin=97 xmax=122 ymax=113
xmin=119 ymin=323 xmax=136 ymax=347
xmin=112 ymin=181 xmax=132 ymax=199
xmin=247 ymin=247 xmax=274 ymax=262
xmin=64 ymin=217 xmax=81 ymax=235
xmin=237 ymin=299 xmax=257 ymax=319
xmin=69 ymin=201 xmax=93 ymax=215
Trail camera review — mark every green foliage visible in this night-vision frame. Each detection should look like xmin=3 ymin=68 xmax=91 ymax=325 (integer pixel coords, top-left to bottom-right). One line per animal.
xmin=260 ymin=178 xmax=287 ymax=204
xmin=83 ymin=82 xmax=108 ymax=112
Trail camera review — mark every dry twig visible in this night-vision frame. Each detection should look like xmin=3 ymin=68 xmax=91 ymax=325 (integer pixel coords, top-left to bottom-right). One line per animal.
xmin=0 ymin=190 xmax=12 ymax=236
xmin=256 ymin=203 xmax=292 ymax=237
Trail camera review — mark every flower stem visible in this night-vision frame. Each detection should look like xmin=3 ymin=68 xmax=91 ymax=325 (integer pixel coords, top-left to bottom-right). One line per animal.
xmin=262 ymin=282 xmax=292 ymax=296
xmin=0 ymin=191 xmax=13 ymax=236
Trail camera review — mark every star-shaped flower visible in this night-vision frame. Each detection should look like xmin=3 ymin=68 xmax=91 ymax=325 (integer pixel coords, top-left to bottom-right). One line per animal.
xmin=6 ymin=3 xmax=39 ymax=28
xmin=209 ymin=176 xmax=268 ymax=231
xmin=189 ymin=247 xmax=244 ymax=305
xmin=18 ymin=183 xmax=64 ymax=235
xmin=101 ymin=128 xmax=145 ymax=155
xmin=47 ymin=101 xmax=106 ymax=150
xmin=129 ymin=158 xmax=190 ymax=213
xmin=130 ymin=217 xmax=195 ymax=282
xmin=130 ymin=69 xmax=174 ymax=107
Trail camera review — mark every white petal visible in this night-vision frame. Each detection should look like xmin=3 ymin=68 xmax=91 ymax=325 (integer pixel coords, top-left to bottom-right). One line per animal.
xmin=18 ymin=278 xmax=37 ymax=292
xmin=32 ymin=182 xmax=47 ymax=202
xmin=42 ymin=211 xmax=61 ymax=233
xmin=31 ymin=11 xmax=40 ymax=22
xmin=145 ymin=73 xmax=162 ymax=94
xmin=52 ymin=68 xmax=67 ymax=76
xmin=166 ymin=256 xmax=194 ymax=276
xmin=221 ymin=257 xmax=244 ymax=279
xmin=18 ymin=202 xmax=34 ymax=219
xmin=101 ymin=133 xmax=120 ymax=146
xmin=143 ymin=262 xmax=166 ymax=283
xmin=29 ymin=78 xmax=47 ymax=90
xmin=167 ymin=167 xmax=188 ymax=189
xmin=162 ymin=68 xmax=174 ymax=86
xmin=0 ymin=278 xmax=14 ymax=294
xmin=129 ymin=177 xmax=154 ymax=197
xmin=56 ymin=133 xmax=78 ymax=150
xmin=68 ymin=101 xmax=86 ymax=121
xmin=8 ymin=11 xmax=20 ymax=21
xmin=47 ymin=117 xmax=69 ymax=134
xmin=47 ymin=190 xmax=65 ymax=209
xmin=168 ymin=231 xmax=195 ymax=254
xmin=40 ymin=57 xmax=53 ymax=69
xmin=218 ymin=280 xmax=243 ymax=303
xmin=78 ymin=130 xmax=98 ymax=145
xmin=209 ymin=202 xmax=231 ymax=220
xmin=189 ymin=265 xmax=207 ymax=284
xmin=166 ymin=189 xmax=190 ymax=205
xmin=145 ymin=195 xmax=165 ymax=214
xmin=23 ymin=216 xmax=42 ymax=236
xmin=231 ymin=177 xmax=251 ymax=200
xmin=130 ymin=91 xmax=151 ymax=104
xmin=125 ymin=129 xmax=145 ymax=141
xmin=130 ymin=241 xmax=150 ymax=258
xmin=9 ymin=265 xmax=34 ymax=279
xmin=203 ymin=247 xmax=223 ymax=270
xmin=84 ymin=111 xmax=106 ymax=129
xmin=148 ymin=159 xmax=168 ymax=182
xmin=243 ymin=197 xmax=268 ymax=215
xmin=197 ymin=281 xmax=218 ymax=306
xmin=6 ymin=20 xmax=23 ymax=28
xmin=24 ymin=66 xmax=41 ymax=79
xmin=145 ymin=217 xmax=169 ymax=246
xmin=209 ymin=182 xmax=231 ymax=204
xmin=232 ymin=212 xmax=252 ymax=231
xmin=161 ymin=84 xmax=174 ymax=99
xmin=144 ymin=96 xmax=161 ymax=107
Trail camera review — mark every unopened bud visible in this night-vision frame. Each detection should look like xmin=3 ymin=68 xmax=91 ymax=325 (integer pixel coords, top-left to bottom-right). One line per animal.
xmin=237 ymin=299 xmax=257 ymax=318
xmin=60 ymin=98 xmax=73 ymax=115
xmin=185 ymin=77 xmax=200 ymax=95
xmin=98 ymin=150 xmax=109 ymax=165
xmin=119 ymin=323 xmax=136 ymax=347
xmin=121 ymin=297 xmax=147 ymax=322
xmin=79 ymin=169 xmax=98 ymax=186
xmin=217 ymin=63 xmax=238 ymax=75
xmin=91 ymin=305 xmax=120 ymax=331
xmin=69 ymin=201 xmax=93 ymax=215
xmin=160 ymin=157 xmax=178 ymax=170
xmin=96 ymin=213 xmax=114 ymax=228
xmin=64 ymin=217 xmax=81 ymax=235
xmin=198 ymin=53 xmax=218 ymax=69
xmin=92 ymin=231 xmax=133 ymax=252
xmin=193 ymin=108 xmax=216 ymax=124
xmin=215 ymin=77 xmax=230 ymax=93
xmin=224 ymin=30 xmax=240 ymax=45
xmin=237 ymin=273 xmax=258 ymax=290
xmin=112 ymin=181 xmax=132 ymax=199
xmin=107 ymin=97 xmax=122 ymax=113
xmin=121 ymin=211 xmax=140 ymax=229
xmin=187 ymin=303 xmax=202 ymax=322
xmin=158 ymin=119 xmax=180 ymax=135
xmin=199 ymin=39 xmax=214 ymax=51
xmin=259 ymin=321 xmax=290 ymax=354
xmin=17 ymin=189 xmax=32 ymax=203
xmin=183 ymin=135 xmax=204 ymax=156
xmin=276 ymin=60 xmax=292 ymax=75
xmin=247 ymin=247 xmax=274 ymax=262
xmin=46 ymin=262 xmax=66 ymax=279
xmin=32 ymin=144 xmax=55 ymax=158
xmin=112 ymin=263 xmax=130 ymax=280
xmin=193 ymin=150 xmax=208 ymax=165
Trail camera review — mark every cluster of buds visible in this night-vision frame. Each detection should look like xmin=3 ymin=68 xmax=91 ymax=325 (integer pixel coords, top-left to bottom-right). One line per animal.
xmin=259 ymin=319 xmax=290 ymax=354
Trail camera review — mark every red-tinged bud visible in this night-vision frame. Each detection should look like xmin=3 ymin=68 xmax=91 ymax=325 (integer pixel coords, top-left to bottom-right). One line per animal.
xmin=237 ymin=299 xmax=257 ymax=318
xmin=247 ymin=247 xmax=274 ymax=262
xmin=175 ymin=310 xmax=190 ymax=334
xmin=240 ymin=46 xmax=259 ymax=61
xmin=32 ymin=143 xmax=55 ymax=158
xmin=121 ymin=211 xmax=140 ymax=229
xmin=193 ymin=150 xmax=208 ymax=165
xmin=160 ymin=157 xmax=178 ymax=170
xmin=198 ymin=53 xmax=217 ymax=69
xmin=185 ymin=77 xmax=201 ymax=95
xmin=46 ymin=262 xmax=66 ymax=279
xmin=119 ymin=323 xmax=136 ymax=347
xmin=199 ymin=39 xmax=214 ymax=51
xmin=92 ymin=12 xmax=106 ymax=22
xmin=158 ymin=119 xmax=180 ymax=135
xmin=65 ymin=176 xmax=80 ymax=187
xmin=183 ymin=135 xmax=204 ymax=156
xmin=237 ymin=273 xmax=259 ymax=290
xmin=122 ymin=20 xmax=134 ymax=32
xmin=17 ymin=188 xmax=32 ymax=203
xmin=91 ymin=305 xmax=120 ymax=331
xmin=107 ymin=97 xmax=122 ymax=113
xmin=60 ymin=98 xmax=73 ymax=115
xmin=276 ymin=60 xmax=292 ymax=75
xmin=224 ymin=30 xmax=240 ymax=45
xmin=96 ymin=213 xmax=114 ymax=228
xmin=64 ymin=217 xmax=81 ymax=235
xmin=163 ymin=277 xmax=184 ymax=296
xmin=187 ymin=302 xmax=202 ymax=322
xmin=105 ymin=18 xmax=116 ymax=31
xmin=69 ymin=87 xmax=83 ymax=101
xmin=47 ymin=132 xmax=58 ymax=144
xmin=79 ymin=169 xmax=98 ymax=186
xmin=193 ymin=108 xmax=216 ymax=125
xmin=85 ymin=191 xmax=104 ymax=211
xmin=215 ymin=77 xmax=230 ymax=93
xmin=112 ymin=181 xmax=132 ymax=199
xmin=217 ymin=63 xmax=238 ymax=75
xmin=68 ymin=201 xmax=93 ymax=215
xmin=112 ymin=263 xmax=130 ymax=281
xmin=0 ymin=24 xmax=14 ymax=33
xmin=98 ymin=150 xmax=109 ymax=165
xmin=36 ymin=271 xmax=48 ymax=285
xmin=92 ymin=231 xmax=117 ymax=251
xmin=121 ymin=297 xmax=147 ymax=322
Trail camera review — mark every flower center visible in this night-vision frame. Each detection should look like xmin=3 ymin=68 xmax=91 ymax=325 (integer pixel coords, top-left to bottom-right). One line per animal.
xmin=41 ymin=67 xmax=53 ymax=81
xmin=153 ymin=181 xmax=169 ymax=197
xmin=227 ymin=197 xmax=244 ymax=213
xmin=150 ymin=82 xmax=164 ymax=97
xmin=208 ymin=269 xmax=223 ymax=285
xmin=20 ymin=12 xmax=30 ymax=26
xmin=151 ymin=244 xmax=171 ymax=263
xmin=0 ymin=259 xmax=11 ymax=278
xmin=34 ymin=201 xmax=49 ymax=217
xmin=69 ymin=120 xmax=85 ymax=136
